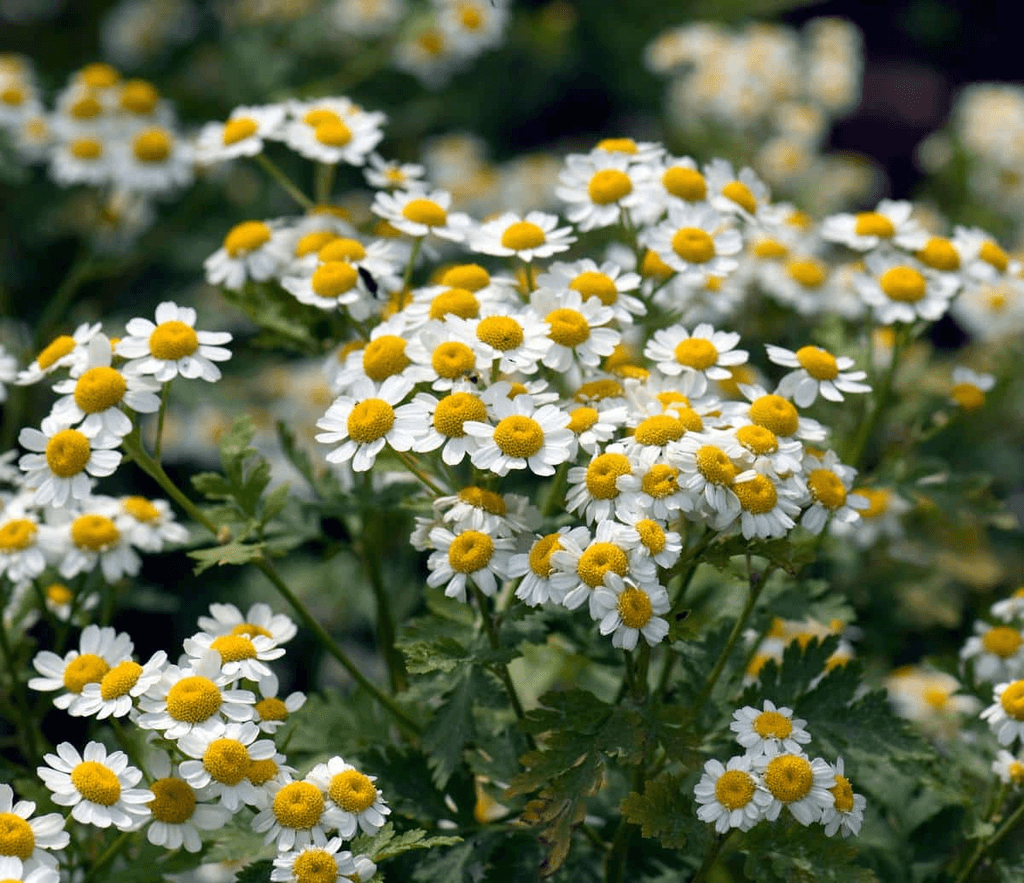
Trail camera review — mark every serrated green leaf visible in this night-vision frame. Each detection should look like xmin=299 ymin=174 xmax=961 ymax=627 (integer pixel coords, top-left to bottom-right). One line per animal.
xmin=233 ymin=859 xmax=274 ymax=883
xmin=741 ymin=635 xmax=841 ymax=709
xmin=739 ymin=821 xmax=877 ymax=882
xmin=351 ymin=822 xmax=462 ymax=862
xmin=400 ymin=637 xmax=468 ymax=674
xmin=191 ymin=471 xmax=233 ymax=500
xmin=410 ymin=835 xmax=497 ymax=883
xmin=620 ymin=771 xmax=706 ymax=849
xmin=261 ymin=482 xmax=290 ymax=525
xmin=188 ymin=541 xmax=266 ymax=574
xmin=422 ymin=668 xmax=478 ymax=788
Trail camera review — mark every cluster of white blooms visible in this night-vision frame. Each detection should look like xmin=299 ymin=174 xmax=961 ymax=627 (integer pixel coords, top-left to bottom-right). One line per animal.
xmin=5 ymin=603 xmax=380 ymax=880
xmin=694 ymin=700 xmax=865 ymax=837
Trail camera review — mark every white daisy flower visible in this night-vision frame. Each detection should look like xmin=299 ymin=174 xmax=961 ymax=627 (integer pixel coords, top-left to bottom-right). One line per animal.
xmin=991 ymin=588 xmax=1024 ymax=624
xmin=950 ymin=367 xmax=996 ymax=412
xmin=961 ymin=622 xmax=1024 ymax=684
xmin=371 ymin=188 xmax=473 ymax=242
xmin=952 ymin=225 xmax=1015 ymax=282
xmin=307 ymin=756 xmax=391 ymax=838
xmin=252 ymin=775 xmax=345 ymax=852
xmin=885 ymin=666 xmax=979 ymax=739
xmin=529 ymin=288 xmax=620 ymax=376
xmin=403 ymin=385 xmax=489 ymax=465
xmin=642 ymin=202 xmax=743 ymax=282
xmin=565 ymin=444 xmax=635 ymax=524
xmin=50 ymin=506 xmax=141 ymax=583
xmin=799 ymin=449 xmax=867 ymax=535
xmin=765 ymin=343 xmax=871 ymax=407
xmin=194 ymin=104 xmax=287 ymax=166
xmin=445 ymin=311 xmax=552 ymax=376
xmin=0 ymin=783 xmax=69 ymax=875
xmin=729 ymin=700 xmax=812 ymax=757
xmin=508 ymin=526 xmax=590 ymax=607
xmin=315 ymin=375 xmax=418 ymax=472
xmin=282 ymin=258 xmax=375 ymax=316
xmin=981 ymin=679 xmax=1024 ymax=745
xmin=463 ymin=390 xmax=573 ymax=477
xmin=182 ymin=628 xmax=285 ymax=682
xmin=616 ymin=509 xmax=682 ymax=569
xmin=364 ymin=152 xmax=426 ymax=190
xmin=631 ymin=153 xmax=706 ymax=221
xmin=591 ymin=136 xmax=664 ymax=163
xmin=434 ymin=487 xmax=539 ymax=538
xmin=756 ymin=752 xmax=836 ymax=825
xmin=730 ymin=384 xmax=828 ymax=443
xmin=37 ymin=741 xmax=153 ymax=830
xmin=113 ymin=125 xmax=193 ymax=193
xmin=116 ymin=301 xmax=232 ymax=383
xmin=50 ymin=333 xmax=161 ymax=442
xmin=694 ymin=754 xmax=772 ymax=833
xmin=855 ymin=252 xmax=959 ymax=325
xmin=204 ymin=219 xmax=290 ymax=291
xmin=426 ymin=525 xmax=515 ymax=602
xmin=644 ymin=322 xmax=747 ymax=398
xmin=470 ymin=210 xmax=576 ymax=262
xmin=68 ymin=649 xmax=167 ymax=719
xmin=830 ymin=485 xmax=911 ymax=547
xmin=117 ymin=495 xmax=189 ymax=552
xmin=402 ymin=321 xmax=489 ymax=390
xmin=674 ymin=431 xmax=753 ymax=525
xmin=18 ymin=416 xmax=120 ymax=507
xmin=556 ymin=150 xmax=649 ymax=231
xmin=50 ymin=135 xmax=112 ymax=186
xmin=820 ymin=199 xmax=929 ymax=252
xmin=283 ymin=98 xmax=385 ymax=166
xmin=0 ymin=509 xmax=48 ymax=583
xmin=820 ymin=757 xmax=866 ymax=837
xmin=143 ymin=751 xmax=233 ymax=853
xmin=28 ymin=624 xmax=133 ymax=711
xmin=254 ymin=672 xmax=306 ymax=735
xmin=197 ymin=602 xmax=298 ymax=645
xmin=728 ymin=422 xmax=803 ymax=480
xmin=564 ymin=399 xmax=629 ymax=457
xmin=536 ymin=258 xmax=646 ymax=324
xmin=135 ymin=649 xmax=257 ymax=740
xmin=178 ymin=721 xmax=278 ymax=811
xmin=703 ymin=158 xmax=773 ymax=222
xmin=16 ymin=322 xmax=103 ymax=386
xmin=592 ymin=573 xmax=670 ymax=650
xmin=727 ymin=472 xmax=803 ymax=540
xmin=614 ymin=448 xmax=696 ymax=522
xmin=272 ymin=833 xmax=372 ymax=883
xmin=991 ymin=749 xmax=1024 ymax=788
xmin=400 ymin=281 xmax=506 ymax=333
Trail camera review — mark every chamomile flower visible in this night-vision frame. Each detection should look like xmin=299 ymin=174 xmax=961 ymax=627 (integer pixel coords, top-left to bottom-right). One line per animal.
xmin=830 ymin=485 xmax=910 ymax=547
xmin=820 ymin=757 xmax=866 ymax=837
xmin=37 ymin=741 xmax=153 ymax=830
xmin=252 ymin=776 xmax=344 ymax=852
xmin=0 ymin=783 xmax=69 ymax=875
xmin=315 ymin=375 xmax=418 ymax=472
xmin=197 ymin=602 xmax=298 ymax=645
xmin=28 ymin=624 xmax=133 ymax=711
xmin=728 ymin=422 xmax=803 ymax=480
xmin=254 ymin=673 xmax=306 ymax=735
xmin=438 ymin=0 xmax=509 ymax=56
xmin=282 ymin=258 xmax=372 ymax=315
xmin=703 ymin=158 xmax=773 ymax=222
xmin=982 ymin=679 xmax=1024 ymax=745
xmin=992 ymin=749 xmax=1024 ymax=787
xmin=674 ymin=431 xmax=752 ymax=524
xmin=952 ymin=225 xmax=1015 ymax=282
xmin=615 ymin=449 xmax=696 ymax=522
xmin=799 ymin=450 xmax=867 ymax=534
xmin=757 ymin=752 xmax=836 ymax=825
xmin=463 ymin=390 xmax=573 ymax=476
xmin=470 ymin=210 xmax=576 ymax=262
xmin=644 ymin=322 xmax=747 ymax=397
xmin=556 ymin=150 xmax=648 ymax=231
xmin=991 ymin=588 xmax=1024 ymax=624
xmin=114 ymin=125 xmax=193 ymax=193
xmin=307 ymin=757 xmax=391 ymax=838
xmin=765 ymin=343 xmax=870 ymax=407
xmin=508 ymin=526 xmax=590 ymax=607
xmin=536 ymin=258 xmax=646 ymax=324
xmin=617 ymin=509 xmax=682 ymax=568
xmin=426 ymin=525 xmax=515 ymax=602
xmin=136 ymin=649 xmax=257 ymax=740
xmin=52 ymin=507 xmax=141 ymax=582
xmin=283 ymin=98 xmax=385 ymax=166
xmin=118 ymin=495 xmax=189 ymax=551
xmin=183 ymin=629 xmax=285 ymax=682
xmin=143 ymin=751 xmax=232 ymax=853
xmin=949 ymin=367 xmax=996 ymax=411
xmin=529 ymin=288 xmax=620 ymax=374
xmin=402 ymin=386 xmax=489 ymax=465
xmin=364 ymin=153 xmax=426 ymax=190
xmin=204 ymin=219 xmax=289 ymax=291
xmin=961 ymin=622 xmax=1024 ymax=684
xmin=729 ymin=473 xmax=803 ymax=539
xmin=272 ymin=834 xmax=371 ymax=883
xmin=116 ymin=302 xmax=233 ymax=382
xmin=855 ymin=252 xmax=959 ymax=325
xmin=445 ymin=311 xmax=552 ymax=376
xmin=564 ymin=399 xmax=629 ymax=457
xmin=730 ymin=700 xmax=812 ymax=757
xmin=820 ymin=199 xmax=928 ymax=252
xmin=50 ymin=334 xmax=161 ymax=442
xmin=694 ymin=754 xmax=771 ymax=833
xmin=730 ymin=384 xmax=827 ymax=443
xmin=50 ymin=135 xmax=112 ymax=186
xmin=642 ymin=202 xmax=743 ymax=282
xmin=371 ymin=188 xmax=472 ymax=242
xmin=0 ymin=510 xmax=47 ymax=583
xmin=18 ymin=416 xmax=120 ymax=506
xmin=194 ymin=104 xmax=286 ymax=165
xmin=565 ymin=444 xmax=635 ymax=524
xmin=68 ymin=650 xmax=167 ymax=719
xmin=592 ymin=573 xmax=670 ymax=650
xmin=178 ymin=722 xmax=278 ymax=812
xmin=16 ymin=322 xmax=103 ymax=385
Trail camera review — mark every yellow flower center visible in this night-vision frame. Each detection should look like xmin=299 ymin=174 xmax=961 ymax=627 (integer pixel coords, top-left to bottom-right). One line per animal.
xmin=149 ymin=320 xmax=199 ymax=360
xmin=546 ymin=308 xmax=590 ymax=347
xmin=441 ymin=264 xmax=490 ymax=290
xmin=329 ymin=769 xmax=377 ymax=812
xmin=916 ymin=237 xmax=960 ymax=271
xmin=346 ymin=398 xmax=395 ymax=444
xmin=1009 ymin=762 xmax=1024 ymax=787
xmin=37 ymin=334 xmax=77 ymax=370
xmin=427 ymin=287 xmax=477 ymax=320
xmin=314 ymin=120 xmax=352 ymax=147
xmin=448 ymin=530 xmax=494 ymax=573
xmin=662 ymin=166 xmax=706 ymax=201
xmin=635 ymin=519 xmax=665 ymax=554
xmin=853 ymin=211 xmax=895 ymax=238
xmin=458 ymin=486 xmax=506 ymax=515
xmin=528 ymin=533 xmax=562 ymax=578
xmin=80 ymin=63 xmax=120 ymax=88
xmin=361 ymin=335 xmax=409 ymax=382
xmin=587 ymin=169 xmax=632 ymax=205
xmin=223 ymin=220 xmax=272 ymax=257
xmin=433 ymin=392 xmax=487 ymax=437
xmin=0 ymin=812 xmax=35 ymax=859
xmin=45 ymin=428 xmax=92 ymax=478
xmin=922 ymin=687 xmax=950 ymax=709
xmin=222 ymin=117 xmax=259 ymax=145
xmin=257 ymin=697 xmax=289 ymax=722
xmin=70 ymin=138 xmax=103 ymax=160
xmin=577 ymin=542 xmax=628 ymax=587
xmin=311 ymin=261 xmax=359 ymax=299
xmin=753 ymin=238 xmax=789 ymax=259
xmin=733 ymin=475 xmax=778 ymax=514
xmin=596 ymin=138 xmax=637 ymax=154
xmin=458 ymin=4 xmax=483 ymax=29
xmin=70 ymin=95 xmax=103 ymax=119
xmin=721 ymin=180 xmax=757 ymax=214
xmin=753 ymin=709 xmax=792 ymax=738
xmin=203 ymin=738 xmax=252 ymax=785
xmin=431 ymin=341 xmax=477 ymax=379
xmin=764 ymin=754 xmax=813 ymax=803
xmin=795 ymin=345 xmax=839 ymax=380
xmin=617 ymin=585 xmax=653 ymax=628
xmin=318 ymin=238 xmax=366 ymax=263
xmin=493 ymin=415 xmax=546 ymax=458
xmin=63 ymin=654 xmax=110 ymax=693
xmin=878 ymin=266 xmax=926 ymax=303
xmin=71 ymin=761 xmax=121 ymax=806
xmin=748 ymin=394 xmax=799 ymax=437
xmin=715 ymin=770 xmax=756 ymax=810
xmin=642 ymin=464 xmax=680 ymax=499
xmin=165 ymin=675 xmax=222 ymax=723
xmin=123 ymin=496 xmax=160 ymax=522
xmin=855 ymin=488 xmax=889 ymax=519
xmin=568 ymin=271 xmax=618 ymax=306
xmin=673 ymin=337 xmax=718 ymax=370
xmin=273 ymin=782 xmax=325 ymax=829
xmin=148 ymin=777 xmax=196 ymax=824
xmin=402 ymin=198 xmax=447 ymax=227
xmin=132 ymin=128 xmax=172 ymax=163
xmin=695 ymin=445 xmax=737 ymax=486
xmin=735 ymin=424 xmax=778 ymax=456
xmin=830 ymin=774 xmax=854 ymax=813
xmin=46 ymin=583 xmax=73 ymax=605
xmin=786 ymin=258 xmax=828 ymax=289
xmin=807 ymin=469 xmax=847 ymax=510
xmin=210 ymin=634 xmax=258 ymax=664
xmin=951 ymin=383 xmax=985 ymax=411
xmin=119 ymin=80 xmax=158 ymax=114
xmin=0 ymin=519 xmax=37 ymax=552
xmin=303 ymin=108 xmax=340 ymax=127
xmin=74 ymin=366 xmax=127 ymax=413
xmin=641 ymin=249 xmax=675 ymax=279
xmin=500 ymin=221 xmax=547 ymax=251
xmin=247 ymin=758 xmax=279 ymax=785
xmin=293 ymin=849 xmax=339 ymax=883
xmin=584 ymin=452 xmax=631 ymax=499
xmin=982 ymin=626 xmax=1023 ymax=658
xmin=100 ymin=660 xmax=143 ymax=700
xmin=575 ymin=379 xmax=624 ymax=403
xmin=979 ymin=240 xmax=1009 ymax=273
xmin=477 ymin=315 xmax=524 ymax=351
xmin=418 ymin=31 xmax=444 ymax=54
xmin=0 ymin=85 xmax=24 ymax=106
xmin=1000 ymin=681 xmax=1024 ymax=720
xmin=671 ymin=227 xmax=715 ymax=263
xmin=633 ymin=414 xmax=687 ymax=446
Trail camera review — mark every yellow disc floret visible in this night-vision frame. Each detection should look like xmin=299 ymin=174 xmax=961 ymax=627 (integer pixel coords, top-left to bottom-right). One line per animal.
xmin=569 ymin=271 xmax=618 ymax=305
xmin=346 ymin=398 xmax=395 ymax=443
xmin=222 ymin=117 xmax=258 ymax=145
xmin=795 ymin=346 xmax=839 ymax=380
xmin=830 ymin=775 xmax=854 ymax=812
xmin=402 ymin=198 xmax=447 ymax=227
xmin=440 ymin=264 xmax=490 ymax=291
xmin=983 ymin=627 xmax=1024 ymax=658
xmin=493 ymin=415 xmax=544 ymax=458
xmin=878 ymin=266 xmax=926 ymax=303
xmin=584 ymin=452 xmax=631 ymax=499
xmin=786 ymin=258 xmax=828 ymax=289
xmin=529 ymin=533 xmax=562 ymax=577
xmin=546 ymin=309 xmax=590 ymax=347
xmin=165 ymin=676 xmax=222 ymax=723
xmin=329 ymin=769 xmax=377 ymax=813
xmin=223 ymin=220 xmax=271 ymax=257
xmin=477 ymin=316 xmax=524 ymax=351
xmin=951 ymin=383 xmax=985 ymax=411
xmin=203 ymin=738 xmax=251 ymax=785
xmin=45 ymin=429 xmax=92 ymax=478
xmin=748 ymin=395 xmax=799 ymax=437
xmin=433 ymin=392 xmax=487 ymax=437
xmin=362 ymin=335 xmax=409 ymax=382
xmin=633 ymin=414 xmax=687 ymax=446
xmin=854 ymin=212 xmax=895 ymax=238
xmin=642 ymin=464 xmax=679 ymax=499
xmin=635 ymin=519 xmax=666 ymax=554
xmin=617 ymin=585 xmax=653 ymax=628
xmin=431 ymin=341 xmax=476 ymax=379
xmin=715 ymin=769 xmax=756 ymax=810
xmin=764 ymin=754 xmax=813 ymax=803
xmin=256 ymin=697 xmax=289 ymax=722
xmin=721 ymin=180 xmax=757 ymax=214
xmin=70 ymin=138 xmax=103 ymax=159
xmin=71 ymin=762 xmax=121 ymax=805
xmin=314 ymin=120 xmax=352 ymax=147
xmin=979 ymin=240 xmax=1009 ymax=273
xmin=448 ymin=531 xmax=494 ymax=573
xmin=429 ymin=287 xmax=479 ymax=320
xmin=753 ymin=710 xmax=792 ymax=739
xmin=0 ymin=812 xmax=35 ymax=860
xmin=733 ymin=475 xmax=778 ymax=514
xmin=588 ymin=169 xmax=632 ymax=205
xmin=37 ymin=335 xmax=76 ymax=370
xmin=132 ymin=128 xmax=172 ymax=163
xmin=735 ymin=425 xmax=777 ymax=456
xmin=311 ymin=262 xmax=358 ymax=299
xmin=74 ymin=366 xmax=127 ymax=413
xmin=672 ymin=228 xmax=715 ymax=263
xmin=293 ymin=849 xmax=339 ymax=883
xmin=123 ymin=496 xmax=161 ymax=522
xmin=99 ymin=660 xmax=143 ymax=700
xmin=63 ymin=654 xmax=110 ymax=693
xmin=0 ymin=518 xmax=37 ymax=552
xmin=1001 ymin=681 xmax=1024 ymax=720
xmin=674 ymin=337 xmax=718 ymax=370
xmin=500 ymin=222 xmax=546 ymax=251
xmin=662 ymin=166 xmax=706 ymax=201
xmin=149 ymin=320 xmax=199 ymax=360
xmin=577 ymin=543 xmax=628 ymax=587
xmin=917 ymin=237 xmax=960 ymax=271
xmin=695 ymin=445 xmax=737 ymax=485
xmin=272 ymin=781 xmax=325 ymax=829
xmin=210 ymin=634 xmax=258 ymax=663
xmin=319 ymin=238 xmax=367 ymax=262
xmin=807 ymin=469 xmax=847 ymax=509
xmin=148 ymin=777 xmax=196 ymax=824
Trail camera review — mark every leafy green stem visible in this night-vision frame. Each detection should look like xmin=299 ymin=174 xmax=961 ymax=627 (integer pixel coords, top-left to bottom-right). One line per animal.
xmin=253 ymin=153 xmax=314 ymax=210
xmin=954 ymin=797 xmax=1024 ymax=883
xmin=151 ymin=383 xmax=171 ymax=464
xmin=691 ymin=828 xmax=735 ymax=883
xmin=402 ymin=237 xmax=424 ymax=292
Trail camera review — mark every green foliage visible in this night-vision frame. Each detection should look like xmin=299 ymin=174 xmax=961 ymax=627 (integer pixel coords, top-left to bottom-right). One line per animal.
xmin=351 ymin=822 xmax=462 ymax=862
xmin=620 ymin=771 xmax=707 ymax=850
xmin=219 ymin=280 xmax=330 ymax=355
xmin=738 ymin=822 xmax=877 ymax=882
xmin=233 ymin=860 xmax=274 ymax=883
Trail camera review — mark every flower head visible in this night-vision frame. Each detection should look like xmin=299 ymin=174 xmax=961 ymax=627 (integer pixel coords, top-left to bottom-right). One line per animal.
xmin=116 ymin=302 xmax=232 ymax=382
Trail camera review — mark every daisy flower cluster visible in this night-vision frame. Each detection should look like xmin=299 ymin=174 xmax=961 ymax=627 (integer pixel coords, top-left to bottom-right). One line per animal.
xmin=9 ymin=602 xmax=381 ymax=880
xmin=694 ymin=700 xmax=865 ymax=838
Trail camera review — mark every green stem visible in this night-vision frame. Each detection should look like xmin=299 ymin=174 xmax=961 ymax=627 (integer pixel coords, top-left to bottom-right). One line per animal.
xmin=955 ymin=798 xmax=1024 ymax=883
xmin=151 ymin=383 xmax=171 ymax=464
xmin=522 ymin=260 xmax=536 ymax=293
xmin=845 ymin=324 xmax=906 ymax=468
xmin=253 ymin=153 xmax=314 ymax=210
xmin=0 ymin=613 xmax=39 ymax=761
xmin=315 ymin=161 xmax=336 ymax=205
xmin=395 ymin=450 xmax=445 ymax=495
xmin=109 ymin=716 xmax=148 ymax=780
xmin=401 ymin=237 xmax=424 ymax=291
xmin=359 ymin=494 xmax=407 ymax=693
xmin=541 ymin=461 xmax=569 ymax=518
xmin=82 ymin=829 xmax=133 ymax=883
xmin=691 ymin=829 xmax=735 ymax=883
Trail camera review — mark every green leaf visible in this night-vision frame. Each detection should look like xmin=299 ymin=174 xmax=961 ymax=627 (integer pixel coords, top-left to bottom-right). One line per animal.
xmin=741 ymin=635 xmax=841 ymax=709
xmin=620 ymin=771 xmax=707 ymax=850
xmin=351 ymin=822 xmax=462 ymax=862
xmin=739 ymin=821 xmax=877 ymax=882
xmin=233 ymin=859 xmax=274 ymax=883
xmin=191 ymin=471 xmax=233 ymax=500
xmin=400 ymin=637 xmax=469 ymax=674
xmin=188 ymin=541 xmax=266 ymax=574
xmin=422 ymin=668 xmax=479 ymax=788
xmin=410 ymin=835 xmax=498 ymax=883
xmin=262 ymin=482 xmax=290 ymax=524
